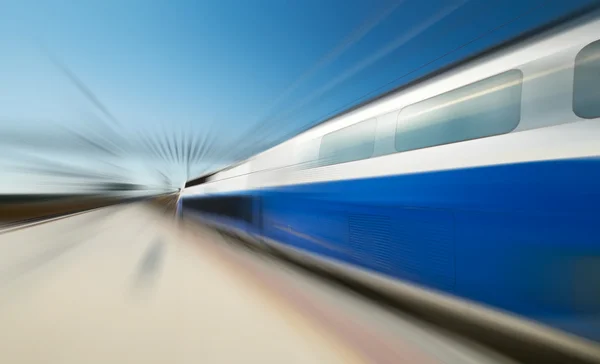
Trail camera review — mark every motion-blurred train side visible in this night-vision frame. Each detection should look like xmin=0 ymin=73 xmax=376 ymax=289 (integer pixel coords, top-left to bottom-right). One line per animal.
xmin=182 ymin=9 xmax=600 ymax=344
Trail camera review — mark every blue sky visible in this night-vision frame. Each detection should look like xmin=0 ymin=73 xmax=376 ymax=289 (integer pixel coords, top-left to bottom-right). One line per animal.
xmin=0 ymin=0 xmax=597 ymax=193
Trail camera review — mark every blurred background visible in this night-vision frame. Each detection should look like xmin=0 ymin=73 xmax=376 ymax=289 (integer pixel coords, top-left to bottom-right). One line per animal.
xmin=1 ymin=0 xmax=597 ymax=193
xmin=2 ymin=1 xmax=600 ymax=363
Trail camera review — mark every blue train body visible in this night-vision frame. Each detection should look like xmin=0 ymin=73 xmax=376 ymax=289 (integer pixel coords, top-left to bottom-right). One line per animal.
xmin=181 ymin=10 xmax=600 ymax=343
xmin=182 ymin=157 xmax=600 ymax=340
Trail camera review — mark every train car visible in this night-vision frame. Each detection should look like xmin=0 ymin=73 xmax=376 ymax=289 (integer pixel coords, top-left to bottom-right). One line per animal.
xmin=182 ymin=8 xmax=600 ymax=345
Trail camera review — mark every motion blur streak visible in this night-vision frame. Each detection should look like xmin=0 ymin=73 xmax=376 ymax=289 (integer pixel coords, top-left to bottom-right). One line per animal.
xmin=2 ymin=1 xmax=600 ymax=364
xmin=181 ymin=4 xmax=600 ymax=364
xmin=0 ymin=203 xmax=517 ymax=364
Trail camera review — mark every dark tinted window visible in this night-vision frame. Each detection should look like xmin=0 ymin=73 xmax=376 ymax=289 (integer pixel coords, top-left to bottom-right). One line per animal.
xmin=395 ymin=70 xmax=522 ymax=153
xmin=574 ymin=40 xmax=600 ymax=119
xmin=182 ymin=195 xmax=253 ymax=223
xmin=319 ymin=118 xmax=377 ymax=166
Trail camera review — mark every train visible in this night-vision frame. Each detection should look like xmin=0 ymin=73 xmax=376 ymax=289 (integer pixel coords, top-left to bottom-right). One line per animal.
xmin=180 ymin=8 xmax=600 ymax=345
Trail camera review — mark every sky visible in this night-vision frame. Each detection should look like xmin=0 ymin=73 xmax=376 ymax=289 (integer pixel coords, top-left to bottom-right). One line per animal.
xmin=0 ymin=0 xmax=598 ymax=193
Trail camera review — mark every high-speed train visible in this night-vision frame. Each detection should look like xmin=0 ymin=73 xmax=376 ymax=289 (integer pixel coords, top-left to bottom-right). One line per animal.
xmin=181 ymin=8 xmax=600 ymax=345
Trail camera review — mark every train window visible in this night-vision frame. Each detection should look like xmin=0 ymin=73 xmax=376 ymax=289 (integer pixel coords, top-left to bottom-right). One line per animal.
xmin=574 ymin=40 xmax=600 ymax=119
xmin=319 ymin=118 xmax=377 ymax=166
xmin=395 ymin=70 xmax=522 ymax=153
xmin=183 ymin=195 xmax=253 ymax=223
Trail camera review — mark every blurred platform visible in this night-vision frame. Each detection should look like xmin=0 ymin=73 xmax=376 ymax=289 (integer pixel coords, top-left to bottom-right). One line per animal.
xmin=0 ymin=202 xmax=515 ymax=364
